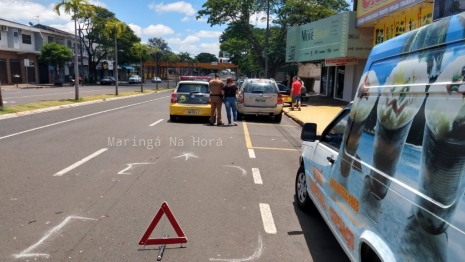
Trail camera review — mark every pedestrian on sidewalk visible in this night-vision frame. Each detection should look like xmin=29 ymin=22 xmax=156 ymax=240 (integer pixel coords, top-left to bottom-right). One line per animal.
xmin=291 ymin=76 xmax=302 ymax=111
xmin=223 ymin=77 xmax=239 ymax=125
xmin=208 ymin=74 xmax=224 ymax=126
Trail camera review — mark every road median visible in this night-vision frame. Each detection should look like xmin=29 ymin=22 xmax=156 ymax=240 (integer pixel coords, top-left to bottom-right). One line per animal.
xmin=0 ymin=88 xmax=174 ymax=120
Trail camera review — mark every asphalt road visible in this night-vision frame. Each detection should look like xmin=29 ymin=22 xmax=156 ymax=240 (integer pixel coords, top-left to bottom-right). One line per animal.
xmin=1 ymin=81 xmax=172 ymax=105
xmin=0 ymin=91 xmax=349 ymax=262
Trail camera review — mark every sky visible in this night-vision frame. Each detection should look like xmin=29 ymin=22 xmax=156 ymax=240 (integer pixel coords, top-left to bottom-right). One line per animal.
xmin=0 ymin=0 xmax=276 ymax=58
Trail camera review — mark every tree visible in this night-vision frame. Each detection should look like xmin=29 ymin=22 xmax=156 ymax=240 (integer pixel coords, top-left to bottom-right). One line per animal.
xmin=103 ymin=18 xmax=127 ymax=96
xmin=131 ymin=43 xmax=150 ymax=92
xmin=178 ymin=52 xmax=192 ymax=62
xmin=147 ymin=37 xmax=171 ymax=80
xmin=165 ymin=52 xmax=180 ymax=83
xmin=54 ymin=0 xmax=95 ymax=100
xmin=195 ymin=52 xmax=218 ymax=63
xmin=197 ymin=0 xmax=349 ymax=78
xmin=39 ymin=42 xmax=73 ymax=85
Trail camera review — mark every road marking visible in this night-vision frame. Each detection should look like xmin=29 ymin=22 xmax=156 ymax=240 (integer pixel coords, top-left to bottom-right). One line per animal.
xmin=242 ymin=121 xmax=253 ymax=148
xmin=118 ymin=163 xmax=152 ymax=174
xmin=259 ymin=203 xmax=277 ymax=234
xmin=173 ymin=153 xmax=199 ymax=160
xmin=248 ymin=149 xmax=256 ymax=158
xmin=54 ymin=148 xmax=108 ymax=176
xmin=0 ymin=96 xmax=169 ymax=141
xmin=252 ymin=168 xmax=263 ymax=184
xmin=223 ymin=165 xmax=247 ymax=176
xmin=149 ymin=119 xmax=164 ymax=126
xmin=13 ymin=215 xmax=98 ymax=259
xmin=3 ymin=101 xmax=16 ymax=104
xmin=251 ymin=146 xmax=300 ymax=151
xmin=209 ymin=234 xmax=263 ymax=261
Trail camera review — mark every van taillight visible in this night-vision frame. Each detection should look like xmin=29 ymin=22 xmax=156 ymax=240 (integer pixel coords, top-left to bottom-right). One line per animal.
xmin=277 ymin=93 xmax=283 ymax=104
xmin=171 ymin=93 xmax=177 ymax=103
xmin=238 ymin=94 xmax=244 ymax=103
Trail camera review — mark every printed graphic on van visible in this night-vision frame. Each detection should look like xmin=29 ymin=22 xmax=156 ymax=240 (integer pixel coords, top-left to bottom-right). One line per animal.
xmin=332 ymin=13 xmax=465 ymax=261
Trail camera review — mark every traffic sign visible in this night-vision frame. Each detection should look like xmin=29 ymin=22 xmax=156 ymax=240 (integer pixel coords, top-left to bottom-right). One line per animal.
xmin=139 ymin=202 xmax=187 ymax=246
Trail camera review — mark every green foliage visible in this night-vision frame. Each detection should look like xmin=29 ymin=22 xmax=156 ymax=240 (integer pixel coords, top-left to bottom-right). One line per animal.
xmin=195 ymin=52 xmax=218 ymax=62
xmin=39 ymin=42 xmax=73 ymax=83
xmin=147 ymin=37 xmax=171 ymax=77
xmin=198 ymin=0 xmax=349 ymax=77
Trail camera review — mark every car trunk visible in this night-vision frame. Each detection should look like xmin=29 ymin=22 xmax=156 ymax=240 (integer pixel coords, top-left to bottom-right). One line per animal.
xmin=176 ymin=83 xmax=210 ymax=104
xmin=244 ymin=86 xmax=278 ymax=107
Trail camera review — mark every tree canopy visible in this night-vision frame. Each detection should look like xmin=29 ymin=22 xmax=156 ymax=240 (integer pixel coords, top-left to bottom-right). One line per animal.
xmin=39 ymin=42 xmax=73 ymax=83
xmin=195 ymin=52 xmax=218 ymax=63
xmin=197 ymin=0 xmax=350 ymax=77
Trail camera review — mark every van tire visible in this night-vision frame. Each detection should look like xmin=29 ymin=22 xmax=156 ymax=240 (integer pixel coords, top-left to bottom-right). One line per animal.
xmin=237 ymin=112 xmax=243 ymax=120
xmin=295 ymin=165 xmax=312 ymax=211
xmin=361 ymin=243 xmax=382 ymax=262
xmin=274 ymin=112 xmax=283 ymax=123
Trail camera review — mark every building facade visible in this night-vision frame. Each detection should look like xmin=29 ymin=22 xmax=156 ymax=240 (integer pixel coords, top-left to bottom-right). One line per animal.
xmin=285 ymin=11 xmax=374 ymax=102
xmin=0 ymin=19 xmax=89 ymax=85
xmin=142 ymin=61 xmax=239 ymax=81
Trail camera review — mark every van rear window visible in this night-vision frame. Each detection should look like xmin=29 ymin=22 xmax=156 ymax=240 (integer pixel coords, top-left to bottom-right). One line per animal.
xmin=244 ymin=83 xmax=277 ymax=93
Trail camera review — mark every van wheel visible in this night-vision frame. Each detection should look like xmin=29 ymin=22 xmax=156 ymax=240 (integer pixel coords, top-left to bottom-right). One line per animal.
xmin=295 ymin=165 xmax=312 ymax=211
xmin=170 ymin=115 xmax=176 ymax=122
xmin=274 ymin=112 xmax=283 ymax=123
xmin=237 ymin=112 xmax=243 ymax=120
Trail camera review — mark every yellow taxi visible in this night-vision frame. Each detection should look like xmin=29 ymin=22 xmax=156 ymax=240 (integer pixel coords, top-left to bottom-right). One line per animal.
xmin=169 ymin=81 xmax=212 ymax=122
xmin=277 ymin=83 xmax=292 ymax=103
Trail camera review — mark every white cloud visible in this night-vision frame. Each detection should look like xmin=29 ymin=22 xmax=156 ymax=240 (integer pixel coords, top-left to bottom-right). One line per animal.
xmin=181 ymin=16 xmax=190 ymax=22
xmin=142 ymin=24 xmax=175 ymax=36
xmin=193 ymin=30 xmax=222 ymax=38
xmin=47 ymin=22 xmax=75 ymax=34
xmin=0 ymin=1 xmax=70 ymax=23
xmin=196 ymin=17 xmax=208 ymax=22
xmin=128 ymin=24 xmax=142 ymax=37
xmin=249 ymin=12 xmax=275 ymax=28
xmin=166 ymin=35 xmax=200 ymax=45
xmin=148 ymin=1 xmax=196 ymax=16
xmin=88 ymin=0 xmax=107 ymax=8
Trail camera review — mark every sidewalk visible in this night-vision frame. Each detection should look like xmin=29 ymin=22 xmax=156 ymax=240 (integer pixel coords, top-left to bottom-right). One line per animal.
xmin=284 ymin=95 xmax=350 ymax=134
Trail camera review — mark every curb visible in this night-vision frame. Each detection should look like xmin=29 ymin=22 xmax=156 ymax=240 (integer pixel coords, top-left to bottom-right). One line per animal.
xmin=0 ymin=89 xmax=173 ymax=121
xmin=284 ymin=111 xmax=304 ymax=127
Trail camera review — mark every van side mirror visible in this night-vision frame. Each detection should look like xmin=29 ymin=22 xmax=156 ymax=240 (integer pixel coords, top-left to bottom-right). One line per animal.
xmin=301 ymin=123 xmax=318 ymax=141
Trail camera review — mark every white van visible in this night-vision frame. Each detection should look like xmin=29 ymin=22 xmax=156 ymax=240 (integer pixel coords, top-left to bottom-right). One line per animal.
xmin=296 ymin=12 xmax=465 ymax=262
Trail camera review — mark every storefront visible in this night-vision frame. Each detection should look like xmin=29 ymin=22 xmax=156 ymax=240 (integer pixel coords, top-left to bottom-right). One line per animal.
xmin=285 ymin=11 xmax=373 ymax=102
xmin=355 ymin=0 xmax=435 ymax=46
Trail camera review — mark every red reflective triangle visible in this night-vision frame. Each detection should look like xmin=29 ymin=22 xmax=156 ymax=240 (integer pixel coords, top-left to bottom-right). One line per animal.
xmin=138 ymin=202 xmax=188 ymax=245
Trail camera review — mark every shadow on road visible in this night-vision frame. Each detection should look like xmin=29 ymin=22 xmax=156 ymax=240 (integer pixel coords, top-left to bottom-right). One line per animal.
xmin=168 ymin=117 xmax=210 ymax=125
xmin=291 ymin=199 xmax=350 ymax=262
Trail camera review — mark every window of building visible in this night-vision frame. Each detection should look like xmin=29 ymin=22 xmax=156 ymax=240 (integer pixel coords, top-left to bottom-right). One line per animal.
xmin=48 ymin=36 xmax=54 ymax=43
xmin=22 ymin=34 xmax=32 ymax=44
xmin=67 ymin=40 xmax=72 ymax=48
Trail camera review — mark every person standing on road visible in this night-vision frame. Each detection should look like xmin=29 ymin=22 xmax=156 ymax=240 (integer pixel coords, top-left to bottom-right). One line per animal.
xmin=209 ymin=74 xmax=224 ymax=126
xmin=291 ymin=76 xmax=302 ymax=111
xmin=223 ymin=77 xmax=239 ymax=125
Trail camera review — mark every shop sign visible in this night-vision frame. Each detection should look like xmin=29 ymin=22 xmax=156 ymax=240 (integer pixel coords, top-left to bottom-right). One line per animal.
xmin=108 ymin=62 xmax=113 ymax=70
xmin=325 ymin=57 xmax=358 ymax=66
xmin=286 ymin=12 xmax=374 ymax=63
xmin=356 ymin=0 xmax=426 ymax=26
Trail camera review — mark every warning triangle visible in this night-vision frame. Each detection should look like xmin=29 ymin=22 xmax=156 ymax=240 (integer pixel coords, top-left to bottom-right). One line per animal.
xmin=139 ymin=202 xmax=188 ymax=246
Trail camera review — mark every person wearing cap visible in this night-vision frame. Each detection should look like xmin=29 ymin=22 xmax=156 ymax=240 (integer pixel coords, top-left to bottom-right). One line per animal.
xmin=208 ymin=74 xmax=224 ymax=125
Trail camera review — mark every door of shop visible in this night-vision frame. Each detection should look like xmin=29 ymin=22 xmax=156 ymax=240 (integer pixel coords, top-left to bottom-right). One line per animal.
xmin=320 ymin=65 xmax=345 ymax=99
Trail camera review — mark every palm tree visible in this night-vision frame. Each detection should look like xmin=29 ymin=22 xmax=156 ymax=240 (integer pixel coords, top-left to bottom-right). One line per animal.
xmin=54 ymin=0 xmax=95 ymax=100
xmin=103 ymin=19 xmax=127 ymax=96
xmin=131 ymin=43 xmax=149 ymax=92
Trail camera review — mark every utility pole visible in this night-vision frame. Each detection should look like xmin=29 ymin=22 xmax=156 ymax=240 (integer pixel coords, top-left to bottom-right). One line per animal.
xmin=114 ymin=33 xmax=119 ymax=96
xmin=265 ymin=0 xmax=270 ymax=79
xmin=78 ymin=26 xmax=84 ymax=86
xmin=73 ymin=15 xmax=79 ymax=100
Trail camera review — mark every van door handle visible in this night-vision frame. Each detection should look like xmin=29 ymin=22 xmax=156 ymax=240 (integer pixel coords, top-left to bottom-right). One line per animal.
xmin=327 ymin=156 xmax=335 ymax=164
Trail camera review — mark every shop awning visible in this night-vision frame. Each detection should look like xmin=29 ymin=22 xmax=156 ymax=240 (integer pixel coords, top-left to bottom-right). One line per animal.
xmin=279 ymin=64 xmax=298 ymax=72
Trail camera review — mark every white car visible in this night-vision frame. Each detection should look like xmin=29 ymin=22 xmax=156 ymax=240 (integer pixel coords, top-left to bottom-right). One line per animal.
xmin=151 ymin=77 xmax=162 ymax=83
xmin=128 ymin=75 xmax=142 ymax=84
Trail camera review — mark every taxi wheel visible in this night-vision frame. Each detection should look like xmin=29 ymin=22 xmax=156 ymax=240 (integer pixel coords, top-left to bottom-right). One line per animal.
xmin=295 ymin=165 xmax=312 ymax=211
xmin=170 ymin=115 xmax=176 ymax=122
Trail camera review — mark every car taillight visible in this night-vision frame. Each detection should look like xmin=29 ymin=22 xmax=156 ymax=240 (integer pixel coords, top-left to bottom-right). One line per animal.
xmin=238 ymin=94 xmax=244 ymax=103
xmin=277 ymin=93 xmax=283 ymax=104
xmin=171 ymin=93 xmax=177 ymax=103
xmin=208 ymin=99 xmax=211 ymax=104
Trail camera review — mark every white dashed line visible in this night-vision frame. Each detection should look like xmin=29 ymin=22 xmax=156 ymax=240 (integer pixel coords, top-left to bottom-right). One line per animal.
xmin=53 ymin=148 xmax=108 ymax=176
xmin=252 ymin=168 xmax=263 ymax=184
xmin=149 ymin=119 xmax=164 ymax=126
xmin=259 ymin=203 xmax=277 ymax=234
xmin=248 ymin=149 xmax=256 ymax=158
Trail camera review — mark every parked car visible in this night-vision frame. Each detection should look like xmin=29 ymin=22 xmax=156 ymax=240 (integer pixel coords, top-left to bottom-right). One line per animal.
xmin=277 ymin=83 xmax=292 ymax=104
xmin=128 ymin=75 xmax=142 ymax=84
xmin=295 ymin=12 xmax=465 ymax=262
xmin=236 ymin=78 xmax=283 ymax=123
xmin=169 ymin=81 xmax=211 ymax=122
xmin=151 ymin=76 xmax=162 ymax=83
xmin=99 ymin=76 xmax=115 ymax=85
